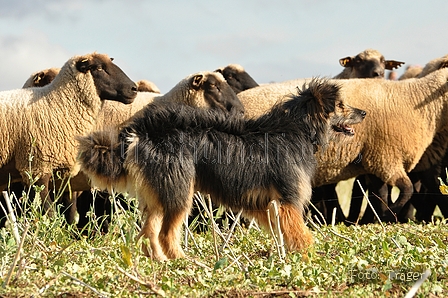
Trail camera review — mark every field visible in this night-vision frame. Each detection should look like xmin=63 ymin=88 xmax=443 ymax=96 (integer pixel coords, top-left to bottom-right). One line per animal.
xmin=0 ymin=180 xmax=447 ymax=298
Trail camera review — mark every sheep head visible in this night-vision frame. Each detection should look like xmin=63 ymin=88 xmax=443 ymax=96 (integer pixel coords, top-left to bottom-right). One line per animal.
xmin=338 ymin=49 xmax=404 ymax=79
xmin=136 ymin=79 xmax=161 ymax=93
xmin=188 ymin=72 xmax=245 ymax=116
xmin=215 ymin=64 xmax=259 ymax=94
xmin=75 ymin=53 xmax=137 ymax=104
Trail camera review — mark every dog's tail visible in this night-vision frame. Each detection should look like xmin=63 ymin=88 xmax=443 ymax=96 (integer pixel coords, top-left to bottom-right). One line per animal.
xmin=76 ymin=129 xmax=127 ymax=191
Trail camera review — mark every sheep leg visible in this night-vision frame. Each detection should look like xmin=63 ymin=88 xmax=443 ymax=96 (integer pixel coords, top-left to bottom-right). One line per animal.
xmin=347 ymin=175 xmax=367 ymax=224
xmin=359 ymin=175 xmax=390 ymax=224
xmin=386 ymin=174 xmax=414 ymax=223
xmin=313 ymin=184 xmax=345 ymax=224
xmin=59 ymin=191 xmax=79 ymax=225
xmin=412 ymin=168 xmax=444 ymax=221
xmin=32 ymin=173 xmax=53 ymax=216
xmin=76 ymin=191 xmax=94 ymax=232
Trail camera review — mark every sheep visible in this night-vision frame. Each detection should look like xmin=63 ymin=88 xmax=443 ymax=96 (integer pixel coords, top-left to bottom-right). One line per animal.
xmin=19 ymin=69 xmax=244 ymax=160
xmin=22 ymin=68 xmax=61 ymax=88
xmin=314 ymin=49 xmax=403 ymax=222
xmin=74 ymin=70 xmax=246 ymax=233
xmin=24 ymin=69 xmax=161 ymax=94
xmin=238 ymin=67 xmax=448 ymax=222
xmin=136 ymin=79 xmax=161 ymax=93
xmin=398 ymin=65 xmax=423 ymax=80
xmin=215 ymin=64 xmax=259 ymax=93
xmin=239 ymin=49 xmax=404 ymax=118
xmin=350 ymin=56 xmax=448 ymax=223
xmin=417 ymin=54 xmax=448 ymax=78
xmin=391 ymin=56 xmax=448 ymax=222
xmin=334 ymin=48 xmax=404 ymax=79
xmin=1 ymin=70 xmax=246 ymax=229
xmin=0 ymin=52 xmax=137 ymax=216
xmin=237 ymin=49 xmax=404 ymax=222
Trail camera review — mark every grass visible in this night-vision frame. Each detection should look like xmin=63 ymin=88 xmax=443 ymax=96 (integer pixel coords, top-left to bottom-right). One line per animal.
xmin=0 ymin=183 xmax=447 ymax=297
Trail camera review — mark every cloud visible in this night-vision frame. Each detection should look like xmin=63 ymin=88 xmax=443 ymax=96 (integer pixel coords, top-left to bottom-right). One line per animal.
xmin=0 ymin=0 xmax=84 ymax=19
xmin=0 ymin=31 xmax=71 ymax=90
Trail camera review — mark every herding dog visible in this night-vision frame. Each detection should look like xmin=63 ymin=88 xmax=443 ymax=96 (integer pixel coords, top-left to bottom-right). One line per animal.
xmin=77 ymin=78 xmax=366 ymax=261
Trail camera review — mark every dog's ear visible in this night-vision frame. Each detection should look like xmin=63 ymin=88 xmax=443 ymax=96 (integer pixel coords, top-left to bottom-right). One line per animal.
xmin=313 ymin=84 xmax=336 ymax=115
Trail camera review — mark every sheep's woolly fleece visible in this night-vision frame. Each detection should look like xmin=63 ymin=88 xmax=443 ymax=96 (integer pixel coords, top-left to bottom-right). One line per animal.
xmin=0 ymin=53 xmax=117 ymax=181
xmin=239 ymin=68 xmax=448 ymax=187
xmin=69 ymin=71 xmax=243 ymax=191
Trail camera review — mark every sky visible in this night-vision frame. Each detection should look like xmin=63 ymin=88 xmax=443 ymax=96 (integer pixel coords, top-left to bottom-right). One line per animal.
xmin=0 ymin=0 xmax=447 ymax=93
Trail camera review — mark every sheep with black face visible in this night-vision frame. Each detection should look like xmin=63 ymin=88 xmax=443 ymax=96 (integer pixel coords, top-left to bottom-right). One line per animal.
xmin=0 ymin=52 xmax=137 ymax=215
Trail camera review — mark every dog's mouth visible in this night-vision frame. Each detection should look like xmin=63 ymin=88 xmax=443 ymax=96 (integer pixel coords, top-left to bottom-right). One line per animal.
xmin=332 ymin=124 xmax=355 ymax=136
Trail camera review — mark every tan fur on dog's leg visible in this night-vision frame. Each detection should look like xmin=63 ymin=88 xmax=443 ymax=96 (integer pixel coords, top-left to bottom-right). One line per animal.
xmin=159 ymin=184 xmax=194 ymax=259
xmin=137 ymin=198 xmax=167 ymax=261
xmin=159 ymin=209 xmax=187 ymax=259
xmin=279 ymin=203 xmax=313 ymax=251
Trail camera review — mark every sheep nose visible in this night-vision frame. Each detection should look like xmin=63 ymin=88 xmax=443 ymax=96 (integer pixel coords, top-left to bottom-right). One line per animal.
xmin=361 ymin=110 xmax=367 ymax=118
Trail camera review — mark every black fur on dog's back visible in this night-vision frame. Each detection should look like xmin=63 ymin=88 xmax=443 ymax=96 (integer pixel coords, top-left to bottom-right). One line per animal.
xmin=120 ymin=78 xmax=340 ymax=213
xmin=76 ymin=78 xmax=344 ymax=259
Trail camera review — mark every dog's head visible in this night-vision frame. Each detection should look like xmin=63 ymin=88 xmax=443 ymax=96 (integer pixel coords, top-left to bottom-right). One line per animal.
xmin=288 ymin=78 xmax=366 ymax=147
xmin=329 ymin=99 xmax=366 ymax=139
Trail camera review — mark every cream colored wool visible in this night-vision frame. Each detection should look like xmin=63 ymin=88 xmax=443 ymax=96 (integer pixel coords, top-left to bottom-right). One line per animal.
xmin=94 ymin=71 xmax=229 ymax=131
xmin=399 ymin=65 xmax=423 ymax=80
xmin=0 ymin=53 xmax=110 ymax=184
xmin=72 ymin=71 xmax=236 ymax=191
xmin=239 ymin=68 xmax=448 ymax=190
xmin=7 ymin=70 xmax=230 ymax=192
xmin=22 ymin=68 xmax=61 ymax=88
xmin=136 ymin=79 xmax=161 ymax=93
xmin=417 ymin=54 xmax=448 ymax=78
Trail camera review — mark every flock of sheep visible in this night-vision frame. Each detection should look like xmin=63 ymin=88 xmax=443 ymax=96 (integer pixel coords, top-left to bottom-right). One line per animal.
xmin=0 ymin=48 xmax=447 ymax=248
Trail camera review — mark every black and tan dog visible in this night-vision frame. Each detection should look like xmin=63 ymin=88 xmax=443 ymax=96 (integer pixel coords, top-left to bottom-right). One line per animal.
xmin=77 ymin=78 xmax=366 ymax=261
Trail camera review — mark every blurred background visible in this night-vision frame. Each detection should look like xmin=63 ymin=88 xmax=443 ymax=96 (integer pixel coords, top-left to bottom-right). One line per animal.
xmin=0 ymin=0 xmax=446 ymax=92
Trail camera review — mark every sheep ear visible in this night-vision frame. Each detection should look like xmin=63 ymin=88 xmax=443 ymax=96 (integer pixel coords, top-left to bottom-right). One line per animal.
xmin=214 ymin=68 xmax=223 ymax=74
xmin=191 ymin=74 xmax=205 ymax=90
xmin=339 ymin=57 xmax=353 ymax=68
xmin=385 ymin=60 xmax=405 ymax=70
xmin=33 ymin=72 xmax=45 ymax=84
xmin=439 ymin=61 xmax=448 ymax=70
xmin=76 ymin=58 xmax=92 ymax=73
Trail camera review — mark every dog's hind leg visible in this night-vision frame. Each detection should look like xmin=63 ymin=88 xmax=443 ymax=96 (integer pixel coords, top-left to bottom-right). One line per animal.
xmin=136 ymin=186 xmax=167 ymax=261
xmin=278 ymin=171 xmax=314 ymax=251
xmin=138 ymin=208 xmax=166 ymax=261
xmin=158 ymin=181 xmax=195 ymax=259
xmin=246 ymin=201 xmax=313 ymax=252
xmin=278 ymin=202 xmax=314 ymax=251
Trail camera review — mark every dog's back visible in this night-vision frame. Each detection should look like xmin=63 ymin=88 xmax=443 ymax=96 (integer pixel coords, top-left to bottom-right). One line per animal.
xmin=77 ymin=78 xmax=362 ymax=260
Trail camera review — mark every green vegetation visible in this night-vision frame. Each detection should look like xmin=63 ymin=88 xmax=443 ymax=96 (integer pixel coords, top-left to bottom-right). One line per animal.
xmin=0 ymin=187 xmax=446 ymax=297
